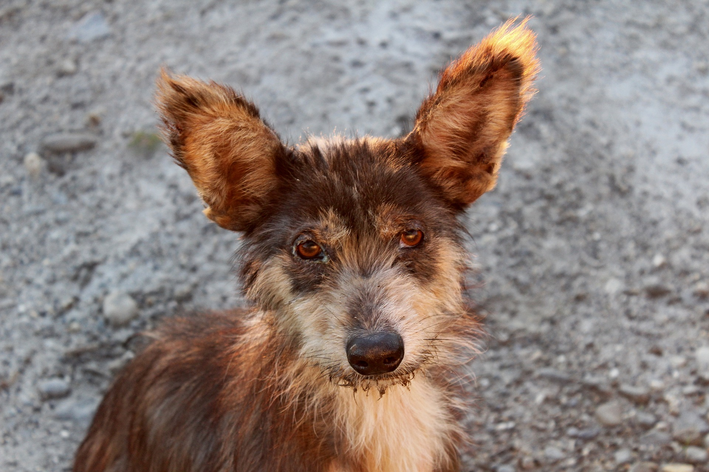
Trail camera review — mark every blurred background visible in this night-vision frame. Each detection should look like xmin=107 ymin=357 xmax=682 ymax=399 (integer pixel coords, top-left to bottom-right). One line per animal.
xmin=1 ymin=1 xmax=708 ymax=470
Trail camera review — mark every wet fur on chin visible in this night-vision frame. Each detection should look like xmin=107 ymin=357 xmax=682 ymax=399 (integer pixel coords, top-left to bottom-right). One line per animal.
xmin=74 ymin=19 xmax=538 ymax=472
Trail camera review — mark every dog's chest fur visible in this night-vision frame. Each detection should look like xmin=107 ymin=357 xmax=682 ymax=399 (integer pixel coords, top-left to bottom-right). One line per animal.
xmin=330 ymin=378 xmax=453 ymax=472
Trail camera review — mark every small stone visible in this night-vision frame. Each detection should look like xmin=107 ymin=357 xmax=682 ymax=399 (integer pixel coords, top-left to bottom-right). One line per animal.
xmin=652 ymin=254 xmax=667 ymax=268
xmin=674 ymin=411 xmax=709 ymax=445
xmin=582 ymin=376 xmax=613 ymax=398
xmin=68 ymin=12 xmax=111 ymax=43
xmin=595 ymin=401 xmax=623 ymax=427
xmin=103 ymin=291 xmax=138 ymax=327
xmin=615 ymin=448 xmax=633 ymax=465
xmin=605 ymin=278 xmax=624 ymax=295
xmin=636 ymin=411 xmax=658 ymax=429
xmin=695 ymin=347 xmax=709 ymax=371
xmin=640 ymin=430 xmax=672 ymax=446
xmin=519 ymin=456 xmax=535 ymax=470
xmin=544 ymin=446 xmax=564 ymax=462
xmin=54 ymin=397 xmax=100 ymax=427
xmin=37 ymin=378 xmax=71 ymax=400
xmin=537 ymin=367 xmax=573 ymax=384
xmin=57 ymin=58 xmax=77 ymax=76
xmin=619 ymin=384 xmax=651 ymax=404
xmin=693 ymin=282 xmax=709 ymax=299
xmin=41 ymin=133 xmax=97 ymax=153
xmin=496 ymin=465 xmax=516 ymax=472
xmin=23 ymin=152 xmax=44 ymax=179
xmin=660 ymin=464 xmax=694 ymax=472
xmin=645 ymin=277 xmax=671 ymax=298
xmin=630 ymin=463 xmax=659 ymax=472
xmin=684 ymin=446 xmax=708 ymax=464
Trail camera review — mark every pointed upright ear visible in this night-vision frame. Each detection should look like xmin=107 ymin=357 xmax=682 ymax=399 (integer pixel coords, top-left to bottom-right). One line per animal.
xmin=410 ymin=19 xmax=540 ymax=208
xmin=155 ymin=69 xmax=285 ymax=231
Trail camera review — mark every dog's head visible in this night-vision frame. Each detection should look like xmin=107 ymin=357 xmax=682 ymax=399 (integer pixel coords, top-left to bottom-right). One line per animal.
xmin=156 ymin=21 xmax=538 ymax=392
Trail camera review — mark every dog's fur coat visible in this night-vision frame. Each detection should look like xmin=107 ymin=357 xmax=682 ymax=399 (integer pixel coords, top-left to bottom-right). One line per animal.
xmin=74 ymin=20 xmax=538 ymax=472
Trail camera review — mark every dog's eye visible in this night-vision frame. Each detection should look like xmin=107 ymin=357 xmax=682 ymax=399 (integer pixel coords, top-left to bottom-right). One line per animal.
xmin=295 ymin=240 xmax=324 ymax=260
xmin=400 ymin=229 xmax=423 ymax=248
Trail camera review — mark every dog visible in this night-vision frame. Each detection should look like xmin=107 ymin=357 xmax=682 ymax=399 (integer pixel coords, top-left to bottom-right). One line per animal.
xmin=73 ymin=20 xmax=538 ymax=472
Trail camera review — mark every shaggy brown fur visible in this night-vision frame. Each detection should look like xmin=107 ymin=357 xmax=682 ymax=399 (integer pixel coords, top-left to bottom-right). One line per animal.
xmin=74 ymin=20 xmax=538 ymax=472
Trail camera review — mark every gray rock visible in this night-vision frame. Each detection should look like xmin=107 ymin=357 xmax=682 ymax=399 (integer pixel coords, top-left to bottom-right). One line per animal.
xmin=629 ymin=463 xmax=659 ymax=472
xmin=68 ymin=12 xmax=111 ymax=43
xmin=694 ymin=282 xmax=709 ymax=299
xmin=660 ymin=465 xmax=694 ymax=472
xmin=619 ymin=384 xmax=650 ymax=404
xmin=645 ymin=277 xmax=671 ymax=298
xmin=636 ymin=411 xmax=658 ymax=429
xmin=23 ymin=152 xmax=44 ymax=179
xmin=595 ymin=401 xmax=623 ymax=427
xmin=497 ymin=465 xmax=516 ymax=472
xmin=673 ymin=411 xmax=709 ymax=445
xmin=615 ymin=448 xmax=633 ymax=465
xmin=695 ymin=346 xmax=709 ymax=370
xmin=54 ymin=397 xmax=100 ymax=427
xmin=640 ymin=430 xmax=672 ymax=446
xmin=57 ymin=58 xmax=78 ymax=76
xmin=581 ymin=376 xmax=613 ymax=398
xmin=537 ymin=367 xmax=573 ymax=384
xmin=37 ymin=378 xmax=71 ymax=400
xmin=103 ymin=291 xmax=139 ymax=327
xmin=41 ymin=133 xmax=97 ymax=153
xmin=543 ymin=446 xmax=565 ymax=462
xmin=684 ymin=446 xmax=708 ymax=464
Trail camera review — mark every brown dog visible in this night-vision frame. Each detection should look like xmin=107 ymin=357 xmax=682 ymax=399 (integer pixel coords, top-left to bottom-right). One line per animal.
xmin=74 ymin=20 xmax=538 ymax=472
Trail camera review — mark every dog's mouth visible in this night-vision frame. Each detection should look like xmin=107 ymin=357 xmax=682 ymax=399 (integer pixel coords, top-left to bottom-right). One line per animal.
xmin=331 ymin=367 xmax=418 ymax=395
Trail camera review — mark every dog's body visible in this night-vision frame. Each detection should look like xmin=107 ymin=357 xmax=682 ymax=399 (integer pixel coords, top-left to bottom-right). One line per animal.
xmin=74 ymin=21 xmax=538 ymax=472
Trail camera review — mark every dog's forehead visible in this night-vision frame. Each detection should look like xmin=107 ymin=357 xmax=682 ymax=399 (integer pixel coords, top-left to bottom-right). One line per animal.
xmin=288 ymin=137 xmax=431 ymax=233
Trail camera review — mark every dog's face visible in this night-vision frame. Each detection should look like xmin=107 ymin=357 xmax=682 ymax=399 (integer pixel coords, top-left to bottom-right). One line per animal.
xmin=156 ymin=21 xmax=538 ymax=392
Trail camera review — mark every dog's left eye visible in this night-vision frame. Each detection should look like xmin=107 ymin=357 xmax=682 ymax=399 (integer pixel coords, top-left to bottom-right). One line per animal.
xmin=294 ymin=239 xmax=327 ymax=261
xmin=400 ymin=229 xmax=423 ymax=248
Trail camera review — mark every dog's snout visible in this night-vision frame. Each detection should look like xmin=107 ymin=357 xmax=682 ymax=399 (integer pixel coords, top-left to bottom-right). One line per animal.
xmin=346 ymin=332 xmax=404 ymax=376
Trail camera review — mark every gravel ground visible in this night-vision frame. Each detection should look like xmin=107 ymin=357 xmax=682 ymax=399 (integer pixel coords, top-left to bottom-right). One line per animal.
xmin=1 ymin=1 xmax=708 ymax=471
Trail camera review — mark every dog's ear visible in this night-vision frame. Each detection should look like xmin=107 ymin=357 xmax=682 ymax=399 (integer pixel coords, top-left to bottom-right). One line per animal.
xmin=155 ymin=69 xmax=285 ymax=232
xmin=410 ymin=19 xmax=539 ymax=208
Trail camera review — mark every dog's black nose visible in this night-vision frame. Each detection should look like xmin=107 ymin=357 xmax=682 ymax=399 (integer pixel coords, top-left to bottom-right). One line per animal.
xmin=346 ymin=332 xmax=404 ymax=376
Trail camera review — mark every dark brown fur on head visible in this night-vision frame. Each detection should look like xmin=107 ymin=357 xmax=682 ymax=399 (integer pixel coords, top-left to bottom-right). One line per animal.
xmin=75 ymin=19 xmax=538 ymax=472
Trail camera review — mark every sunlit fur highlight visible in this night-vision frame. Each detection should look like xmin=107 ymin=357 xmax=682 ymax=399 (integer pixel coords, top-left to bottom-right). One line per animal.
xmin=74 ymin=20 xmax=539 ymax=472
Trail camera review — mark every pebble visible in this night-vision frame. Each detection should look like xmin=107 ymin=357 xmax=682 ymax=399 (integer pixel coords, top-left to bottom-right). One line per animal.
xmin=636 ymin=411 xmax=658 ymax=429
xmin=644 ymin=277 xmax=671 ymax=298
xmin=694 ymin=282 xmax=709 ymax=299
xmin=37 ymin=378 xmax=71 ymax=400
xmin=57 ymin=58 xmax=78 ymax=76
xmin=684 ymin=446 xmax=708 ymax=464
xmin=54 ymin=397 xmax=99 ymax=427
xmin=619 ymin=384 xmax=650 ymax=404
xmin=640 ymin=430 xmax=672 ymax=446
xmin=103 ymin=291 xmax=139 ymax=327
xmin=660 ymin=465 xmax=694 ymax=472
xmin=695 ymin=346 xmax=709 ymax=370
xmin=630 ymin=462 xmax=659 ymax=472
xmin=23 ymin=152 xmax=44 ymax=179
xmin=41 ymin=133 xmax=97 ymax=153
xmin=537 ymin=367 xmax=573 ymax=384
xmin=673 ymin=411 xmax=709 ymax=445
xmin=543 ymin=446 xmax=565 ymax=462
xmin=68 ymin=12 xmax=111 ymax=42
xmin=652 ymin=253 xmax=667 ymax=268
xmin=615 ymin=448 xmax=633 ymax=465
xmin=497 ymin=465 xmax=516 ymax=472
xmin=595 ymin=401 xmax=623 ymax=427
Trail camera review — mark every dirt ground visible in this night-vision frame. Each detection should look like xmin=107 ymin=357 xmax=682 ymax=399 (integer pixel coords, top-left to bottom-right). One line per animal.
xmin=1 ymin=0 xmax=708 ymax=471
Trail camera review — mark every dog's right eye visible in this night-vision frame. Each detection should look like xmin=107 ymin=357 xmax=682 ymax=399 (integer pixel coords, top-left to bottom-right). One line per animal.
xmin=294 ymin=240 xmax=324 ymax=260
